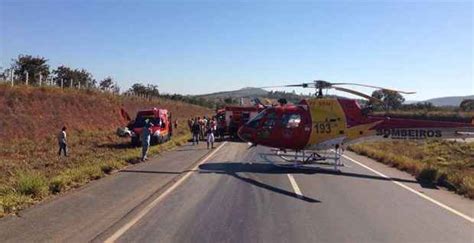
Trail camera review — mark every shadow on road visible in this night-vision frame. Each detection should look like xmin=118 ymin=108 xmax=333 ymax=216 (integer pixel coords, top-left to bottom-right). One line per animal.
xmin=120 ymin=161 xmax=430 ymax=204
xmin=199 ymin=162 xmax=321 ymax=203
xmin=120 ymin=169 xmax=196 ymax=174
xmin=199 ymin=162 xmax=421 ymax=185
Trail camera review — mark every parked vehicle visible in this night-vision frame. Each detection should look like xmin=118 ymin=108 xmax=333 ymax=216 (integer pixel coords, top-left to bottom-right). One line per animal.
xmin=216 ymin=105 xmax=264 ymax=138
xmin=127 ymin=108 xmax=172 ymax=145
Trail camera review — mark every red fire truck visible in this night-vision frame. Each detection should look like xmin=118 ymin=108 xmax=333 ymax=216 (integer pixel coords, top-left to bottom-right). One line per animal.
xmin=216 ymin=105 xmax=265 ymax=138
xmin=128 ymin=108 xmax=172 ymax=145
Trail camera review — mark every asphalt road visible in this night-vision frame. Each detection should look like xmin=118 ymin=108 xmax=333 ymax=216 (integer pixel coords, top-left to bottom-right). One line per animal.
xmin=1 ymin=141 xmax=473 ymax=243
xmin=109 ymin=142 xmax=473 ymax=243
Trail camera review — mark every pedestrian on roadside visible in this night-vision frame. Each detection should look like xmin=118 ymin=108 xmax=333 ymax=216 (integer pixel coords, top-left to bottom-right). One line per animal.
xmin=206 ymin=123 xmax=215 ymax=149
xmin=141 ymin=120 xmax=153 ymax=161
xmin=198 ymin=116 xmax=205 ymax=140
xmin=192 ymin=119 xmax=201 ymax=145
xmin=57 ymin=126 xmax=68 ymax=157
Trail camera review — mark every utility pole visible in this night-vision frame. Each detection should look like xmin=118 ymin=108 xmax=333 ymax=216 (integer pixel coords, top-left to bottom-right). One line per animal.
xmin=78 ymin=80 xmax=81 ymax=89
xmin=70 ymin=79 xmax=73 ymax=88
xmin=39 ymin=73 xmax=43 ymax=86
xmin=61 ymin=78 xmax=64 ymax=89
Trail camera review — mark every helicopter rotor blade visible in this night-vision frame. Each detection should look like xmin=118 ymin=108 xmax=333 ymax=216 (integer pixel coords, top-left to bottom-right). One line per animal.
xmin=333 ymin=87 xmax=383 ymax=104
xmin=331 ymin=83 xmax=416 ymax=94
xmin=258 ymin=83 xmax=312 ymax=89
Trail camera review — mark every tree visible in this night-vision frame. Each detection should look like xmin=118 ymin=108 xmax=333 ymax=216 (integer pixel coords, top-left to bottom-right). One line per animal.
xmin=370 ymin=89 xmax=405 ymax=111
xmin=99 ymin=77 xmax=120 ymax=94
xmin=460 ymin=99 xmax=474 ymax=111
xmin=99 ymin=77 xmax=114 ymax=91
xmin=11 ymin=55 xmax=50 ymax=85
xmin=129 ymin=83 xmax=147 ymax=95
xmin=53 ymin=65 xmax=94 ymax=88
xmin=146 ymin=84 xmax=159 ymax=97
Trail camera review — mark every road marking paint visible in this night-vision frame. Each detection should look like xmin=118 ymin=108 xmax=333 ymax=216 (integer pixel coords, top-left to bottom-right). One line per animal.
xmin=342 ymin=154 xmax=474 ymax=223
xmin=104 ymin=142 xmax=228 ymax=243
xmin=287 ymin=174 xmax=303 ymax=198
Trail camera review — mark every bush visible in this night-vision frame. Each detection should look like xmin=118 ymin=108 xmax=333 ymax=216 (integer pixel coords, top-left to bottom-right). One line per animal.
xmin=417 ymin=167 xmax=438 ymax=183
xmin=0 ymin=192 xmax=33 ymax=215
xmin=100 ymin=164 xmax=114 ymax=174
xmin=16 ymin=172 xmax=47 ymax=197
xmin=49 ymin=177 xmax=66 ymax=194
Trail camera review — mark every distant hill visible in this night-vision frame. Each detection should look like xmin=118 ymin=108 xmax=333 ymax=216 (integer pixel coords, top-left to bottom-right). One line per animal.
xmin=196 ymin=87 xmax=314 ymax=105
xmin=196 ymin=87 xmax=269 ymax=99
xmin=418 ymin=95 xmax=474 ymax=107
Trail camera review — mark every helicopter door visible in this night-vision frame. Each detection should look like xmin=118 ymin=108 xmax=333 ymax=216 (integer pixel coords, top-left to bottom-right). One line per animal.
xmin=257 ymin=111 xmax=279 ymax=146
xmin=280 ymin=109 xmax=311 ymax=149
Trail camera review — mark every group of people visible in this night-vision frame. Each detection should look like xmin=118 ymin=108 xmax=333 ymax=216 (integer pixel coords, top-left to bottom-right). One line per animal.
xmin=56 ymin=115 xmax=217 ymax=162
xmin=188 ymin=116 xmax=217 ymax=149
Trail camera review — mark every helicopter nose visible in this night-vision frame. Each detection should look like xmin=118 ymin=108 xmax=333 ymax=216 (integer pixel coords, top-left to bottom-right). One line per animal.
xmin=237 ymin=125 xmax=255 ymax=143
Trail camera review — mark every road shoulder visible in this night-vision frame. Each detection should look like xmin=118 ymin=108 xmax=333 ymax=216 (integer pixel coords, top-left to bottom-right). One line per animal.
xmin=0 ymin=142 xmax=218 ymax=243
xmin=343 ymin=150 xmax=474 ymax=219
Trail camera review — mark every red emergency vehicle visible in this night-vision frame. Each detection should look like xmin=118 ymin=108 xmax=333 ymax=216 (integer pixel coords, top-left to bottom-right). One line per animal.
xmin=128 ymin=108 xmax=172 ymax=145
xmin=216 ymin=105 xmax=265 ymax=137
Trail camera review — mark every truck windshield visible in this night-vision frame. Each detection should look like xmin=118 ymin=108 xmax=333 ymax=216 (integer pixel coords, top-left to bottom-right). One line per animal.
xmin=134 ymin=115 xmax=161 ymax=128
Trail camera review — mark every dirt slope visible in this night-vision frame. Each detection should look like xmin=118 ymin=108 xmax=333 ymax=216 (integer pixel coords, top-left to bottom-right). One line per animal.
xmin=0 ymin=85 xmax=211 ymax=141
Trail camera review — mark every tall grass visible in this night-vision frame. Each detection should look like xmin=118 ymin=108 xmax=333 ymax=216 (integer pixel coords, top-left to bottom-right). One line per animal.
xmin=349 ymin=140 xmax=474 ymax=198
xmin=0 ymin=130 xmax=193 ymax=216
xmin=16 ymin=171 xmax=48 ymax=197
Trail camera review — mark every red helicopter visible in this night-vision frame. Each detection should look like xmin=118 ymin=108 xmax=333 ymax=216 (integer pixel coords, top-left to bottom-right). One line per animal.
xmin=237 ymin=80 xmax=474 ymax=170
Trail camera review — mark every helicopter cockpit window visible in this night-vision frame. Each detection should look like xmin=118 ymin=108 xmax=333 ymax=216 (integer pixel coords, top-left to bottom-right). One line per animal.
xmin=247 ymin=111 xmax=265 ymax=128
xmin=263 ymin=112 xmax=277 ymax=128
xmin=281 ymin=114 xmax=301 ymax=128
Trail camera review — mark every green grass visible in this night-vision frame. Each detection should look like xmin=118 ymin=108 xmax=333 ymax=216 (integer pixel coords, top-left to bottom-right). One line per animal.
xmin=0 ymin=129 xmax=192 ymax=217
xmin=349 ymin=140 xmax=474 ymax=198
xmin=16 ymin=171 xmax=48 ymax=197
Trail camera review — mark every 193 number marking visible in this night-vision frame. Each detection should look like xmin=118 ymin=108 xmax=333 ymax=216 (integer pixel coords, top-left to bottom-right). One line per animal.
xmin=314 ymin=122 xmax=331 ymax=134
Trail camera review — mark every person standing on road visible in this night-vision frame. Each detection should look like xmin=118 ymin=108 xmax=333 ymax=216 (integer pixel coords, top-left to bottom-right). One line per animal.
xmin=191 ymin=118 xmax=201 ymax=145
xmin=141 ymin=120 xmax=153 ymax=161
xmin=57 ymin=126 xmax=68 ymax=157
xmin=198 ymin=117 xmax=205 ymax=140
xmin=206 ymin=122 xmax=216 ymax=149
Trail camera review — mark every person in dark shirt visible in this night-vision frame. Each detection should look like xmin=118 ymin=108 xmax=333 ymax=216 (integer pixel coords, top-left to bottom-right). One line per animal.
xmin=191 ymin=119 xmax=201 ymax=145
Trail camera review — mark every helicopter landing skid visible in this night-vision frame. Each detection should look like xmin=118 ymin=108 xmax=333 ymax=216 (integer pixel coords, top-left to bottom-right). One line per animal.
xmin=269 ymin=148 xmax=344 ymax=171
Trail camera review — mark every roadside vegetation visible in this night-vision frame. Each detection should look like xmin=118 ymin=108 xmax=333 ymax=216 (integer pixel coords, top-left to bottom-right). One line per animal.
xmin=349 ymin=140 xmax=474 ymax=199
xmin=0 ymin=85 xmax=212 ymax=217
xmin=352 ymin=95 xmax=473 ymax=199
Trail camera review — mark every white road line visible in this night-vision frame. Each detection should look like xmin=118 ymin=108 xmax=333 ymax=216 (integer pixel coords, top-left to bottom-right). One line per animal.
xmin=287 ymin=174 xmax=303 ymax=198
xmin=104 ymin=142 xmax=228 ymax=243
xmin=342 ymin=154 xmax=474 ymax=223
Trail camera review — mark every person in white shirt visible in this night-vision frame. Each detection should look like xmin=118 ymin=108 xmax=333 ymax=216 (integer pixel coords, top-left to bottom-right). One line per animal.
xmin=58 ymin=126 xmax=68 ymax=157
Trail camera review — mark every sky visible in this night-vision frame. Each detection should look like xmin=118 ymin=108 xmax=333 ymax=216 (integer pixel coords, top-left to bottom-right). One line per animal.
xmin=0 ymin=0 xmax=472 ymax=100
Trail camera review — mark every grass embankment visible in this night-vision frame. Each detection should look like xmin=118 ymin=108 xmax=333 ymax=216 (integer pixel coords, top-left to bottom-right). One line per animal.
xmin=371 ymin=110 xmax=474 ymax=123
xmin=0 ymin=85 xmax=212 ymax=217
xmin=349 ymin=140 xmax=474 ymax=198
